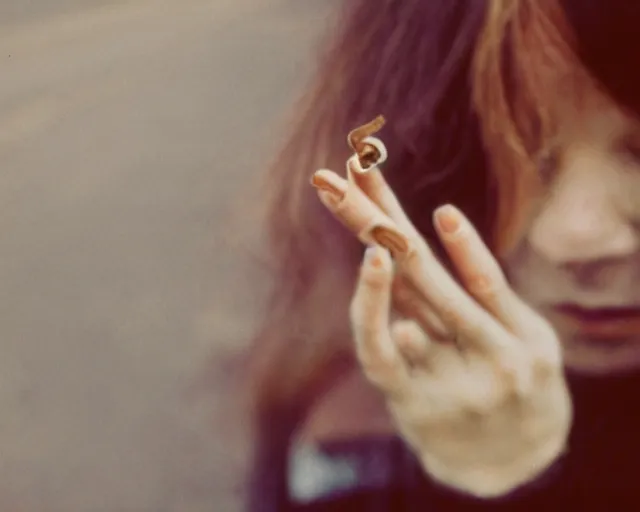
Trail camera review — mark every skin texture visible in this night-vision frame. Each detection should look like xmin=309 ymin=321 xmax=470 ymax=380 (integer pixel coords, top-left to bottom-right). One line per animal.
xmin=248 ymin=2 xmax=640 ymax=509
xmin=306 ymin=89 xmax=640 ymax=497
xmin=310 ymin=162 xmax=571 ymax=497
xmin=507 ymin=92 xmax=640 ymax=374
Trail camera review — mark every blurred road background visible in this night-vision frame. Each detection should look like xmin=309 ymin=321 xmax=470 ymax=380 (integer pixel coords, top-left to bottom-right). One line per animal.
xmin=0 ymin=0 xmax=337 ymax=509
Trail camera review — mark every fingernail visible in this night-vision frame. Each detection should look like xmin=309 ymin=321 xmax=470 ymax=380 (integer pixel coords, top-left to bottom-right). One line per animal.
xmin=370 ymin=226 xmax=409 ymax=256
xmin=310 ymin=172 xmax=346 ymax=204
xmin=364 ymin=245 xmax=383 ymax=268
xmin=434 ymin=205 xmax=460 ymax=234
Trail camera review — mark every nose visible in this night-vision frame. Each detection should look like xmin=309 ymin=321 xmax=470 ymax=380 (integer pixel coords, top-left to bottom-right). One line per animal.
xmin=528 ymin=167 xmax=639 ymax=267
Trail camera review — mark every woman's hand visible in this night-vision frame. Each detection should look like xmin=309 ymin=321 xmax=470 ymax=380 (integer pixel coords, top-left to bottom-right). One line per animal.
xmin=310 ymin=161 xmax=572 ymax=498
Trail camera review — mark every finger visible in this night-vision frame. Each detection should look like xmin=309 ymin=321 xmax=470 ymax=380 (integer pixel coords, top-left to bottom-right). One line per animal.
xmin=389 ymin=319 xmax=462 ymax=383
xmin=390 ymin=319 xmax=431 ymax=365
xmin=312 ymin=169 xmax=400 ymax=248
xmin=391 ymin=275 xmax=450 ymax=340
xmin=345 ymin=164 xmax=508 ymax=343
xmin=313 ymin=170 xmax=510 ymax=353
xmin=347 ymin=136 xmax=388 ymax=172
xmin=346 ymin=165 xmax=512 ymax=352
xmin=433 ymin=204 xmax=531 ymax=335
xmin=345 ymin=163 xmax=510 ymax=337
xmin=350 ymin=245 xmax=410 ymax=396
xmin=347 ymin=156 xmax=422 ymax=239
xmin=330 ymin=166 xmax=500 ymax=345
xmin=400 ymin=249 xmax=514 ymax=356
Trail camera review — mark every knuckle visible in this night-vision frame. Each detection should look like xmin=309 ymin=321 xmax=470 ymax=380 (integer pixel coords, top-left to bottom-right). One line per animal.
xmin=359 ymin=355 xmax=400 ymax=391
xmin=525 ymin=323 xmax=563 ymax=377
xmin=531 ymin=344 xmax=563 ymax=379
xmin=459 ymin=395 xmax=493 ymax=417
xmin=394 ymin=334 xmax=414 ymax=354
xmin=391 ymin=319 xmax=423 ymax=342
xmin=492 ymin=356 xmax=533 ymax=400
xmin=401 ymin=244 xmax=424 ymax=268
xmin=357 ymin=350 xmax=382 ymax=377
xmin=466 ymin=273 xmax=494 ymax=296
xmin=457 ymin=316 xmax=485 ymax=343
xmin=350 ymin=313 xmax=380 ymax=344
xmin=495 ymin=368 xmax=521 ymax=398
xmin=466 ymin=271 xmax=505 ymax=300
xmin=356 ymin=339 xmax=393 ymax=367
xmin=360 ymin=265 xmax=391 ymax=291
xmin=439 ymin=303 xmax=461 ymax=327
xmin=350 ymin=292 xmax=390 ymax=329
xmin=459 ymin=386 xmax=502 ymax=417
xmin=361 ymin=367 xmax=389 ymax=390
xmin=349 ymin=315 xmax=378 ymax=348
xmin=395 ymin=337 xmax=425 ymax=364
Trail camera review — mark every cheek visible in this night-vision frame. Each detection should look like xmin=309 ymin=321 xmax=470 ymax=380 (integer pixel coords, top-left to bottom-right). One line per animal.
xmin=595 ymin=146 xmax=640 ymax=220
xmin=501 ymin=245 xmax=538 ymax=300
xmin=500 ymin=239 xmax=562 ymax=308
xmin=619 ymin=173 xmax=640 ymax=220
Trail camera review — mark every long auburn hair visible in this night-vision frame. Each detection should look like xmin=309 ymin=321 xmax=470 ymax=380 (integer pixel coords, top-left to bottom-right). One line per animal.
xmin=244 ymin=0 xmax=640 ymax=509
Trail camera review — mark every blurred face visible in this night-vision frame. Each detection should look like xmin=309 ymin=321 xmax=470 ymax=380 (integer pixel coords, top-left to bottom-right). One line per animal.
xmin=506 ymin=92 xmax=640 ymax=375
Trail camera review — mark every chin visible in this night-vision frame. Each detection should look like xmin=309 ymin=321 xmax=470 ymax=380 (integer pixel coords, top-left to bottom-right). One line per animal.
xmin=561 ymin=334 xmax=640 ymax=376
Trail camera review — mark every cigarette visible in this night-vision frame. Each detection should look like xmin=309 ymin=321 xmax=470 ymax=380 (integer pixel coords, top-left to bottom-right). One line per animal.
xmin=347 ymin=115 xmax=388 ymax=173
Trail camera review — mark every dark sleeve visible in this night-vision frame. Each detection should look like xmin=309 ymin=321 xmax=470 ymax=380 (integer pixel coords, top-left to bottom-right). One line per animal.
xmin=246 ymin=409 xmax=300 ymax=512
xmin=284 ymin=460 xmax=567 ymax=512
xmin=417 ymin=450 xmax=568 ymax=510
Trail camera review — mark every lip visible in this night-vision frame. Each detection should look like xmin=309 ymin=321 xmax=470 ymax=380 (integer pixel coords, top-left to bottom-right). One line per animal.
xmin=554 ymin=304 xmax=640 ymax=340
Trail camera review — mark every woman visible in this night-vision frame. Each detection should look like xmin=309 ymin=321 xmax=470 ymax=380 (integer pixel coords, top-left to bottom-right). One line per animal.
xmin=247 ymin=0 xmax=640 ymax=509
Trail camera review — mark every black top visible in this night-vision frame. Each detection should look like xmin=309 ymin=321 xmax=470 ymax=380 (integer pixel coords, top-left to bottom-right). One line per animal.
xmin=285 ymin=373 xmax=640 ymax=511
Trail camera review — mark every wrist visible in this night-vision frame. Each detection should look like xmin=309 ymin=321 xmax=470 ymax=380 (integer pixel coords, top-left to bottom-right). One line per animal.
xmin=420 ymin=431 xmax=569 ymax=499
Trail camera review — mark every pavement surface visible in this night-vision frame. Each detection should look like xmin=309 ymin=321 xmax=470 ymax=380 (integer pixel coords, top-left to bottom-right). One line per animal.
xmin=0 ymin=1 xmax=338 ymax=509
